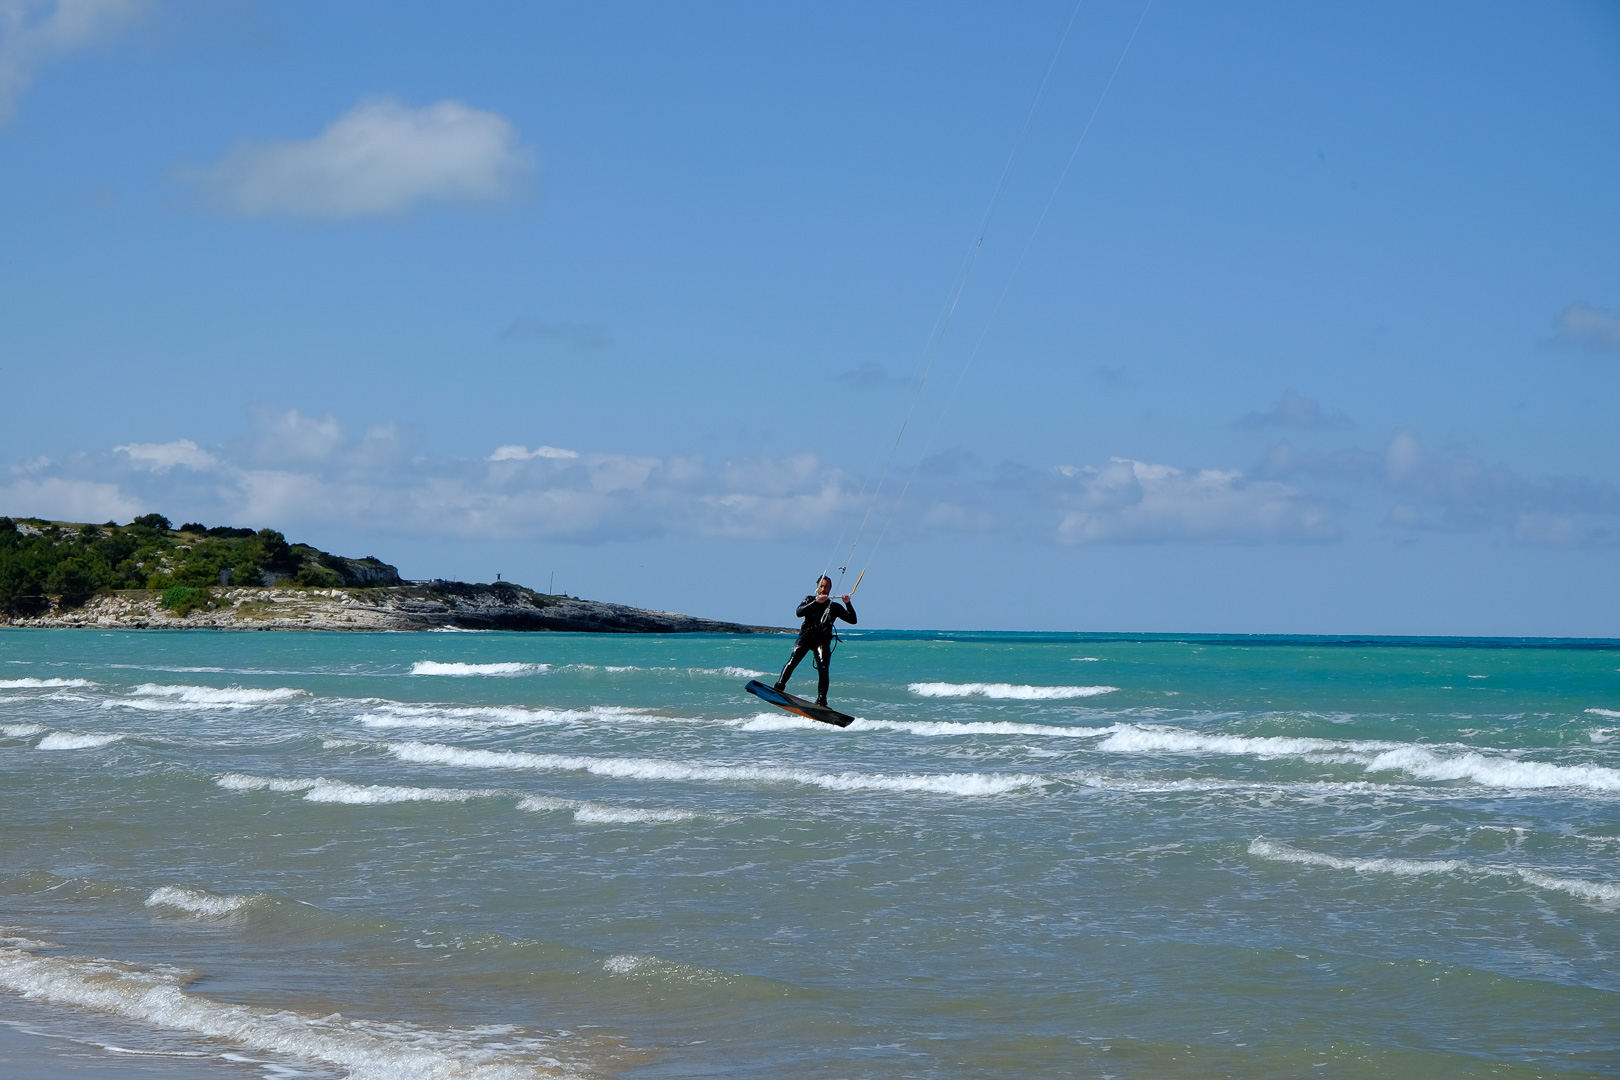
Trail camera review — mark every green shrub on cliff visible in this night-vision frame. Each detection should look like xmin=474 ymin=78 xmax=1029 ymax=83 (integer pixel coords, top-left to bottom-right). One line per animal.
xmin=160 ymin=585 xmax=210 ymax=617
xmin=0 ymin=515 xmax=402 ymax=617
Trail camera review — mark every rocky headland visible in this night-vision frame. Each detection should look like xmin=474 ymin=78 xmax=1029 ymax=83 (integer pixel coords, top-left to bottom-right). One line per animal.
xmin=1 ymin=515 xmax=781 ymax=633
xmin=9 ymin=581 xmax=781 ymax=633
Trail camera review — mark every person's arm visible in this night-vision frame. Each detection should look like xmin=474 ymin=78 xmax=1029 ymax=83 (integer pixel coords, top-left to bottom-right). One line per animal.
xmin=796 ymin=595 xmax=821 ymax=618
xmin=838 ymin=597 xmax=857 ymax=625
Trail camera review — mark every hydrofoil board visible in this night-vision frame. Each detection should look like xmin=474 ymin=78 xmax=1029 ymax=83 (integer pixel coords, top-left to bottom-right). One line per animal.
xmin=744 ymin=679 xmax=854 ymax=728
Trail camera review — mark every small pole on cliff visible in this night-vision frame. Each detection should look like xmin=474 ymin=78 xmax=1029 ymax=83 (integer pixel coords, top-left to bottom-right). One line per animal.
xmin=549 ymin=571 xmax=554 ymax=595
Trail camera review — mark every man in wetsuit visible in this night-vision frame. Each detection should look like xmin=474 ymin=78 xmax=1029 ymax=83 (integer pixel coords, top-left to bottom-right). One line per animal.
xmin=773 ymin=575 xmax=857 ymax=706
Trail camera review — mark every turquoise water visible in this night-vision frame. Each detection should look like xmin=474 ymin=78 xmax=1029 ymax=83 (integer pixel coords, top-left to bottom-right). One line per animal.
xmin=2 ymin=627 xmax=1618 ymax=1079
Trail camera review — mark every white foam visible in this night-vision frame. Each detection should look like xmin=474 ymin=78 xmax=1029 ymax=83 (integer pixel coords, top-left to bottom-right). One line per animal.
xmin=387 ymin=740 xmax=1044 ymax=797
xmin=215 ymin=774 xmax=319 ymax=793
xmin=1 ymin=724 xmax=47 ymax=737
xmin=220 ymin=774 xmax=698 ymax=824
xmin=852 ymin=718 xmax=1116 ymax=739
xmin=1516 ymin=869 xmax=1620 ymax=902
xmin=1099 ymin=725 xmax=1354 ymax=758
xmin=732 ymin=713 xmax=824 ymax=732
xmin=732 ymin=712 xmax=1113 ymax=739
xmin=602 ymin=954 xmax=651 ymax=975
xmin=1251 ymin=838 xmax=1620 ymax=904
xmin=1248 ymin=838 xmax=1466 ymax=877
xmin=1586 ymin=708 xmax=1620 ymax=720
xmin=569 ymin=804 xmax=702 ymax=824
xmin=217 ymin=774 xmax=488 ymax=805
xmin=547 ymin=663 xmax=768 ymax=680
xmin=113 ymin=685 xmax=306 ymax=710
xmin=302 ymin=780 xmax=494 ymax=805
xmin=356 ymin=703 xmax=662 ymax=731
xmin=145 ymin=886 xmax=260 ymax=918
xmin=36 ymin=732 xmax=124 ymax=750
xmin=0 ymin=940 xmax=577 ymax=1079
xmin=409 ymin=662 xmax=544 ymax=676
xmin=1364 ymin=746 xmax=1620 ymax=793
xmin=1101 ymin=724 xmax=1620 ymax=795
xmin=908 ymin=682 xmax=1119 ymax=700
xmin=601 ymin=953 xmax=734 ymax=985
xmin=0 ymin=677 xmax=93 ymax=688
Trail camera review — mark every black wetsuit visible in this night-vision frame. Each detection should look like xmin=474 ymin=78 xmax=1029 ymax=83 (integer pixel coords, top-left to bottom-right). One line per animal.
xmin=775 ymin=594 xmax=857 ymax=704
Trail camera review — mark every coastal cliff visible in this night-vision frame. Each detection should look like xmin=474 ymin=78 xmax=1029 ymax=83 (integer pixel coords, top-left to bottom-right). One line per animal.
xmin=1 ymin=515 xmax=780 ymax=633
xmin=7 ymin=581 xmax=782 ymax=633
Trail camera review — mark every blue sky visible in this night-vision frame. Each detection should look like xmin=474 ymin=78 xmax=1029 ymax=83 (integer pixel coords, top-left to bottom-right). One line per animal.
xmin=2 ymin=0 xmax=1618 ymax=634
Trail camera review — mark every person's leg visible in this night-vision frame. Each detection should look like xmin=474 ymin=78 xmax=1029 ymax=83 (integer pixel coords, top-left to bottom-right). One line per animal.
xmin=813 ymin=644 xmax=831 ymax=705
xmin=775 ymin=641 xmax=811 ymax=692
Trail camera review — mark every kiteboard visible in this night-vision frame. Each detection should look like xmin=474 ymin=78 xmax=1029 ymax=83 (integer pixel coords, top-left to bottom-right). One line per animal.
xmin=745 ymin=679 xmax=855 ymax=728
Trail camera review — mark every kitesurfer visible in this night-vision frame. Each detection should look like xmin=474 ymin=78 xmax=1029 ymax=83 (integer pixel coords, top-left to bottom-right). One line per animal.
xmin=774 ymin=575 xmax=856 ymax=706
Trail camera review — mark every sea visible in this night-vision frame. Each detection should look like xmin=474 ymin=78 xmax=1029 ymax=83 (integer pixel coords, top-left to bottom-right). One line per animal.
xmin=2 ymin=627 xmax=1618 ymax=1079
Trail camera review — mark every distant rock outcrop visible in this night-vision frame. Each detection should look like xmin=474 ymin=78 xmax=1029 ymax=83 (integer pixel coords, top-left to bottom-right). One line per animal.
xmin=8 ymin=580 xmax=783 ymax=634
xmin=2 ymin=514 xmax=778 ymax=632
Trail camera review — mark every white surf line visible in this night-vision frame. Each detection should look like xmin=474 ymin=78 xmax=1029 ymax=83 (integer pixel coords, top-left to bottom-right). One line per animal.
xmin=215 ymin=774 xmax=706 ymax=824
xmin=731 ymin=712 xmax=1118 ymax=738
xmin=354 ymin=702 xmax=671 ymax=731
xmin=385 ymin=740 xmax=1046 ymax=797
xmin=0 ymin=937 xmax=581 ymax=1080
xmin=409 ymin=661 xmax=546 ymax=676
xmin=0 ymin=677 xmax=95 ymax=688
xmin=909 ymin=682 xmax=1119 ymax=700
xmin=145 ymin=886 xmax=266 ymax=918
xmin=1100 ymin=724 xmax=1620 ymax=795
xmin=546 ymin=663 xmax=770 ymax=679
xmin=35 ymin=732 xmax=125 ymax=750
xmin=106 ymin=684 xmax=307 ymax=711
xmin=1249 ymin=838 xmax=1620 ymax=904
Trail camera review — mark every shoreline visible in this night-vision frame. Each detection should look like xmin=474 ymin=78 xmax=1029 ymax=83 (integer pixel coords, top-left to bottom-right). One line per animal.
xmin=3 ymin=580 xmax=784 ymax=634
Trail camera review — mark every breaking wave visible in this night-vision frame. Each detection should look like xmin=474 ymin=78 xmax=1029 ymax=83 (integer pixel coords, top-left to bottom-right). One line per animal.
xmin=356 ymin=702 xmax=667 ymax=731
xmin=386 ymin=740 xmax=1045 ymax=797
xmin=908 ymin=682 xmax=1119 ymax=700
xmin=1100 ymin=724 xmax=1620 ymax=794
xmin=1250 ymin=838 xmax=1620 ymax=903
xmin=145 ymin=886 xmax=264 ymax=918
xmin=1 ymin=724 xmax=47 ymax=737
xmin=111 ymin=685 xmax=307 ymax=710
xmin=1587 ymin=708 xmax=1620 ymax=720
xmin=36 ymin=732 xmax=124 ymax=750
xmin=0 ymin=677 xmax=93 ymax=688
xmin=409 ymin=662 xmax=544 ymax=676
xmin=216 ymin=774 xmax=488 ymax=805
xmin=602 ymin=953 xmax=738 ymax=985
xmin=219 ymin=774 xmax=702 ymax=824
xmin=0 ymin=938 xmax=581 ymax=1079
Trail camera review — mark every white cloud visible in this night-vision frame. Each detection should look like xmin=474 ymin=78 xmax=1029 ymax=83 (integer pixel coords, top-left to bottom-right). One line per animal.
xmin=489 ymin=444 xmax=579 ymax=462
xmin=0 ymin=0 xmax=145 ymax=121
xmin=1054 ymin=458 xmax=1338 ymax=544
xmin=583 ymin=453 xmax=659 ymax=494
xmin=191 ymin=96 xmax=534 ymax=219
xmin=15 ymin=416 xmax=1617 ymax=553
xmin=0 ymin=476 xmax=142 ymax=521
xmin=114 ymin=438 xmax=219 ymax=472
xmin=1553 ymin=303 xmax=1620 ymax=354
xmin=254 ymin=408 xmax=345 ymax=463
xmin=698 ymin=484 xmax=853 ymax=540
xmin=1378 ymin=431 xmax=1619 ymax=542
